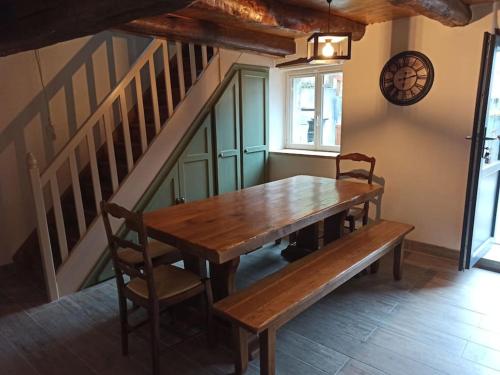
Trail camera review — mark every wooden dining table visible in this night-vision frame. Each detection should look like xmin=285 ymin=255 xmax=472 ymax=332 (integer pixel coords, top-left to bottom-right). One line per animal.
xmin=143 ymin=175 xmax=383 ymax=301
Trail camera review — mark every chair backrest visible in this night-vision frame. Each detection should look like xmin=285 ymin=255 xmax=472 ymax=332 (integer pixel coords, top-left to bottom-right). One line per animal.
xmin=336 ymin=153 xmax=376 ymax=184
xmin=101 ymin=201 xmax=156 ymax=298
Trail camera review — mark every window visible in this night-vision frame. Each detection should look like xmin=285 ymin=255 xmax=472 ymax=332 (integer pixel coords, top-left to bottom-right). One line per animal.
xmin=286 ymin=68 xmax=343 ymax=152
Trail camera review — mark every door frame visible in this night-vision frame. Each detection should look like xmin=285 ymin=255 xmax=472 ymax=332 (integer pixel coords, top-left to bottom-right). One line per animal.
xmin=460 ymin=31 xmax=500 ymax=270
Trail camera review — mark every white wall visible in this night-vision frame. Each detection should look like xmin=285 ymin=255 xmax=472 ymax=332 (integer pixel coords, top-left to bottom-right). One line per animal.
xmin=269 ymin=5 xmax=494 ymax=251
xmin=0 ymin=31 xmax=150 ymax=265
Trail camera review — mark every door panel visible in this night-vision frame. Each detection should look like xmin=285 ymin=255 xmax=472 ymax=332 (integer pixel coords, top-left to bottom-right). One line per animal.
xmin=144 ymin=162 xmax=179 ymax=212
xmin=179 ymin=115 xmax=214 ymax=202
xmin=460 ymin=31 xmax=500 ymax=269
xmin=240 ymin=70 xmax=269 ymax=188
xmin=215 ymin=74 xmax=241 ymax=194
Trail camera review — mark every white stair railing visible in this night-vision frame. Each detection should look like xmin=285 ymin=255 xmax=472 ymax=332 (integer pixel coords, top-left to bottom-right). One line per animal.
xmin=27 ymin=39 xmax=216 ymax=301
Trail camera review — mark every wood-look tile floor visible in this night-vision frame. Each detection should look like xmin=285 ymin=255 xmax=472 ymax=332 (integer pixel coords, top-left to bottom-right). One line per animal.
xmin=2 ymin=244 xmax=500 ymax=375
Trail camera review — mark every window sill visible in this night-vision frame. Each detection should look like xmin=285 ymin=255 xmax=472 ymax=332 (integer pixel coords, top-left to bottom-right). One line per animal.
xmin=270 ymin=149 xmax=339 ymax=159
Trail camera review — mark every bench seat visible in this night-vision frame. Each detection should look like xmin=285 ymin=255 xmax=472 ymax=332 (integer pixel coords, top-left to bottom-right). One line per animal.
xmin=213 ymin=220 xmax=414 ymax=375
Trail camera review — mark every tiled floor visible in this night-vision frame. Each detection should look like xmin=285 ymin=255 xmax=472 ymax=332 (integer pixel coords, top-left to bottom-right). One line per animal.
xmin=2 ymin=244 xmax=500 ymax=374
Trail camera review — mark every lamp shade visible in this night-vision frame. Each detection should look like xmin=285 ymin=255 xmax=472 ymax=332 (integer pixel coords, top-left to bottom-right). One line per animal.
xmin=307 ymin=32 xmax=351 ymax=63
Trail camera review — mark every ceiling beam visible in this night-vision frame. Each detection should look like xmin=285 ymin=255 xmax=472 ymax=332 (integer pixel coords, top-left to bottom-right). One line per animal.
xmin=389 ymin=0 xmax=472 ymax=26
xmin=119 ymin=15 xmax=296 ymax=56
xmin=181 ymin=0 xmax=366 ymax=41
xmin=0 ymin=0 xmax=195 ymax=56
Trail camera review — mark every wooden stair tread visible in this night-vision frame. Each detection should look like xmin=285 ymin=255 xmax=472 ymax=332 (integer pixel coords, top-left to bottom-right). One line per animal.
xmin=214 ymin=220 xmax=414 ymax=333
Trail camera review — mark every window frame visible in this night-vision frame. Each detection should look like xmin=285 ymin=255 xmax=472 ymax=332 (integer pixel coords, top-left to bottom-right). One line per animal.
xmin=285 ymin=66 xmax=343 ymax=153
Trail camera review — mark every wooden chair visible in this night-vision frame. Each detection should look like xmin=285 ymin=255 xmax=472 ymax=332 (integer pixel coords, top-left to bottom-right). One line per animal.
xmin=101 ymin=202 xmax=213 ymax=375
xmin=336 ymin=152 xmax=376 ymax=232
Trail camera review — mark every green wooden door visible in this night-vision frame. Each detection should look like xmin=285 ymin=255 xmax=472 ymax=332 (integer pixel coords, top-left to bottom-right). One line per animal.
xmin=144 ymin=162 xmax=180 ymax=212
xmin=214 ymin=73 xmax=241 ymax=194
xmin=240 ymin=70 xmax=269 ymax=188
xmin=178 ymin=114 xmax=214 ymax=202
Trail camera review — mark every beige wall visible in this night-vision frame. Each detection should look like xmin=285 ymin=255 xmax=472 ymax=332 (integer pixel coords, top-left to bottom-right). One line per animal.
xmin=269 ymin=5 xmax=494 ymax=251
xmin=0 ymin=32 xmax=150 ymax=265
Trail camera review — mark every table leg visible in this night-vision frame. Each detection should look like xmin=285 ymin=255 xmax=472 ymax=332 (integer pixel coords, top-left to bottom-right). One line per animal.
xmin=209 ymin=257 xmax=240 ymax=302
xmin=280 ymin=223 xmax=319 ymax=262
xmin=324 ymin=210 xmax=347 ymax=245
xmin=183 ymin=253 xmax=208 ymax=278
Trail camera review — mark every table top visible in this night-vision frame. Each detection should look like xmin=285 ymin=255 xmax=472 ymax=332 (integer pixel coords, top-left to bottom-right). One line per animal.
xmin=144 ymin=175 xmax=383 ymax=264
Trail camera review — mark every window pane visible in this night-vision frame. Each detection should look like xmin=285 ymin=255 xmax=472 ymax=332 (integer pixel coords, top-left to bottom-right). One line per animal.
xmin=321 ymin=72 xmax=343 ymax=147
xmin=291 ymin=76 xmax=315 ymax=145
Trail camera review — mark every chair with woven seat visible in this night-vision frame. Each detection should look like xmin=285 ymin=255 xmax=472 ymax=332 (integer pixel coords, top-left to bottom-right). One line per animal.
xmin=101 ymin=201 xmax=213 ymax=375
xmin=336 ymin=152 xmax=376 ymax=232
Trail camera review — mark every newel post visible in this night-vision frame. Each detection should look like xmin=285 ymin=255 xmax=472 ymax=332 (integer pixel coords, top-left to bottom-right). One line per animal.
xmin=27 ymin=153 xmax=59 ymax=301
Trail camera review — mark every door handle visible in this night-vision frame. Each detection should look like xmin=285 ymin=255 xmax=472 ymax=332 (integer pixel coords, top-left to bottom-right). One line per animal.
xmin=465 ymin=135 xmax=499 ymax=141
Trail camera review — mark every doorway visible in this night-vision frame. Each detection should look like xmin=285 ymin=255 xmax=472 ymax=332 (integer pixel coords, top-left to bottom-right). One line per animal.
xmin=460 ymin=30 xmax=500 ymax=270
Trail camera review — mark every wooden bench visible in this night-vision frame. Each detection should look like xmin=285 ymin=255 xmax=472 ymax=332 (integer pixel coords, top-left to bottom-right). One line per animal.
xmin=213 ymin=220 xmax=414 ymax=375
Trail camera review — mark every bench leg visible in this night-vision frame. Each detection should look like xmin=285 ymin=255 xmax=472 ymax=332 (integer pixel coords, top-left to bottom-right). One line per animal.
xmin=233 ymin=326 xmax=248 ymax=375
xmin=393 ymin=243 xmax=404 ymax=281
xmin=259 ymin=328 xmax=276 ymax=375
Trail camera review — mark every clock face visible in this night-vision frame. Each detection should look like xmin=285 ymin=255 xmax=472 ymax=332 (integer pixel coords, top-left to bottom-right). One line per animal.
xmin=380 ymin=51 xmax=434 ymax=106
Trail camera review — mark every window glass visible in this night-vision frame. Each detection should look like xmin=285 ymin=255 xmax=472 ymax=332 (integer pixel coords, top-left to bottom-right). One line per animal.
xmin=321 ymin=72 xmax=343 ymax=147
xmin=291 ymin=76 xmax=315 ymax=145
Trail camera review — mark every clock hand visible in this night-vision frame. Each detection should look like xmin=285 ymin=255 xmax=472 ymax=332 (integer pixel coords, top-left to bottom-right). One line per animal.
xmin=397 ymin=74 xmax=417 ymax=82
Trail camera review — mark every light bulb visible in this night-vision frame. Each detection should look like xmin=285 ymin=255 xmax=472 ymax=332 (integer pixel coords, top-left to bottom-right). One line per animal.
xmin=322 ymin=40 xmax=334 ymax=58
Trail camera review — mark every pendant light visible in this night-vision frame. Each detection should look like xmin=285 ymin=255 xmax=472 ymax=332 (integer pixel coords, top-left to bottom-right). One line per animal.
xmin=277 ymin=0 xmax=352 ymax=68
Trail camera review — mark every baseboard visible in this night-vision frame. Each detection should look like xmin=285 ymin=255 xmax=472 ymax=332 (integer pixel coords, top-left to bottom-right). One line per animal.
xmin=404 ymin=239 xmax=459 ymax=261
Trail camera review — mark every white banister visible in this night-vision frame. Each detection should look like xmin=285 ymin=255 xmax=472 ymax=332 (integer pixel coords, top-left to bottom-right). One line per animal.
xmin=134 ymin=73 xmax=148 ymax=153
xmin=26 ymin=39 xmax=218 ymax=300
xmin=39 ymin=40 xmax=163 ymax=185
xmin=161 ymin=41 xmax=174 ymax=117
xmin=148 ymin=58 xmax=161 ymax=134
xmin=69 ymin=151 xmax=86 ymax=236
xmin=189 ymin=43 xmax=197 ymax=84
xmin=176 ymin=42 xmax=186 ymax=99
xmin=27 ymin=153 xmax=59 ymax=301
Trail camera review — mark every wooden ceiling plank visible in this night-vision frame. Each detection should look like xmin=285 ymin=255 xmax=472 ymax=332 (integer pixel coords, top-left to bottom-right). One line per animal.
xmin=185 ymin=0 xmax=366 ymax=41
xmin=389 ymin=0 xmax=472 ymax=26
xmin=0 ymin=0 xmax=196 ymax=56
xmin=119 ymin=15 xmax=296 ymax=56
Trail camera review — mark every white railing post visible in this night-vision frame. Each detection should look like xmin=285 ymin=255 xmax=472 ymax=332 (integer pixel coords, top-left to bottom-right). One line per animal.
xmin=201 ymin=46 xmax=208 ymax=69
xmin=176 ymin=42 xmax=186 ymax=99
xmin=27 ymin=153 xmax=59 ymax=301
xmin=188 ymin=43 xmax=197 ymax=84
xmin=161 ymin=41 xmax=174 ymax=117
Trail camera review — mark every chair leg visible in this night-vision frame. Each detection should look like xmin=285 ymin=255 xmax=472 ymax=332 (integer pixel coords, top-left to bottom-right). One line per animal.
xmin=233 ymin=326 xmax=248 ymax=375
xmin=274 ymin=238 xmax=282 ymax=245
xmin=259 ymin=327 xmax=276 ymax=375
xmin=118 ymin=294 xmax=129 ymax=356
xmin=149 ymin=303 xmax=161 ymax=375
xmin=393 ymin=243 xmax=404 ymax=281
xmin=348 ymin=218 xmax=355 ymax=232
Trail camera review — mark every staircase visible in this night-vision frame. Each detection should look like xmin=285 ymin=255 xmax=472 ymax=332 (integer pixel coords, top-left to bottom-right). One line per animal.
xmin=24 ymin=39 xmax=218 ymax=300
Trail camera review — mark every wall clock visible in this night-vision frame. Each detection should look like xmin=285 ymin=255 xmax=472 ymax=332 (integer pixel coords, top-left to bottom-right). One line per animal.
xmin=379 ymin=51 xmax=434 ymax=106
